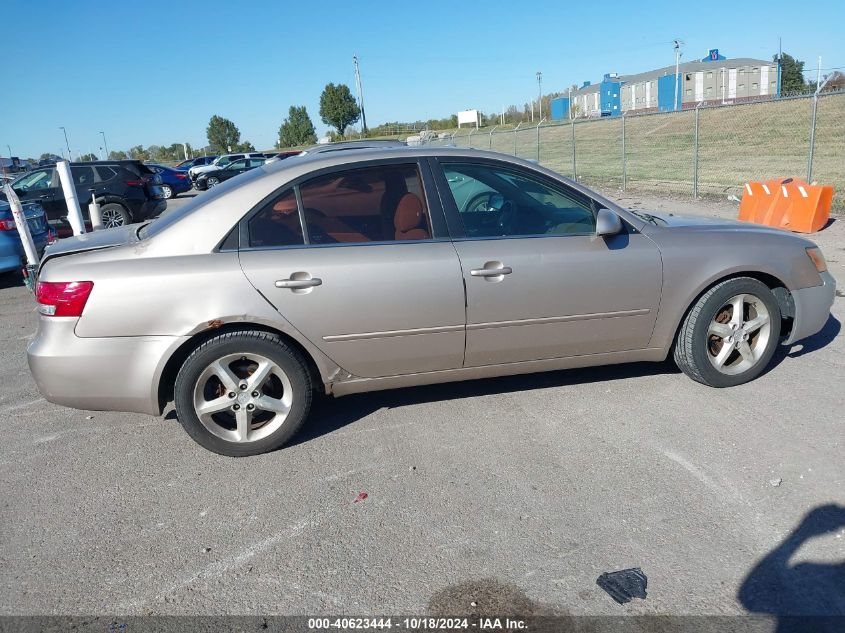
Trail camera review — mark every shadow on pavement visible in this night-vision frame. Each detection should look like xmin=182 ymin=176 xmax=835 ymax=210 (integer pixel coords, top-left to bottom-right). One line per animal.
xmin=784 ymin=314 xmax=841 ymax=359
xmin=738 ymin=504 xmax=845 ymax=632
xmin=290 ymin=360 xmax=674 ymax=447
xmin=0 ymin=271 xmax=24 ymax=290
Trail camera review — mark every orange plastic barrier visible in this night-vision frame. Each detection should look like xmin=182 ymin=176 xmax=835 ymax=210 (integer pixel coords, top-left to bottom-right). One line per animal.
xmin=738 ymin=178 xmax=833 ymax=234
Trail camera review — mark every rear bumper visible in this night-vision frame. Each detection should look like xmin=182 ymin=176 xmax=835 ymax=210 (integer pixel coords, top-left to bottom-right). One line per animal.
xmin=0 ymin=233 xmax=48 ymax=272
xmin=784 ymin=271 xmax=837 ymax=345
xmin=136 ymin=198 xmax=167 ymax=221
xmin=27 ymin=317 xmax=187 ymax=416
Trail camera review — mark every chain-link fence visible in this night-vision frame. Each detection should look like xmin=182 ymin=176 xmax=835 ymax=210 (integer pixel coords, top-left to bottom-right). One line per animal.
xmin=428 ymin=91 xmax=845 ymax=208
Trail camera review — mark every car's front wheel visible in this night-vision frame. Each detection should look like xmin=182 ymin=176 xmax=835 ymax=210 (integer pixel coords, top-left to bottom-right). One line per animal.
xmin=160 ymin=184 xmax=174 ymax=199
xmin=174 ymin=331 xmax=313 ymax=456
xmin=206 ymin=176 xmax=220 ymax=188
xmin=674 ymin=277 xmax=781 ymax=387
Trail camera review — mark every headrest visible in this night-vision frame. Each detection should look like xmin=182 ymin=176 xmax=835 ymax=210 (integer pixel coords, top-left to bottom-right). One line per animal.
xmin=394 ymin=193 xmax=423 ymax=232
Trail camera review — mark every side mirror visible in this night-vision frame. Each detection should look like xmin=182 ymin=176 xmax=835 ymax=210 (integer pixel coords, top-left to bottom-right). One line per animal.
xmin=596 ymin=208 xmax=622 ymax=237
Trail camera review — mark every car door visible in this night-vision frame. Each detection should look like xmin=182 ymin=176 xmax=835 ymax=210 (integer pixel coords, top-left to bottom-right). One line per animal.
xmin=219 ymin=159 xmax=248 ymax=182
xmin=238 ymin=159 xmax=466 ymax=378
xmin=431 ymin=158 xmax=663 ymax=367
xmin=11 ymin=167 xmax=65 ymax=222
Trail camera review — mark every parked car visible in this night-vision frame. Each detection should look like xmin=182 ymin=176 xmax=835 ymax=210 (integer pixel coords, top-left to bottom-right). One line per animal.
xmin=0 ymin=198 xmax=50 ymax=275
xmin=194 ymin=157 xmax=267 ymax=190
xmin=3 ymin=160 xmax=166 ymax=232
xmin=188 ymin=153 xmax=267 ymax=183
xmin=27 ymin=147 xmax=835 ymax=456
xmin=175 ymin=156 xmax=218 ymax=171
xmin=146 ymin=164 xmax=192 ymax=199
xmin=264 ymin=151 xmax=303 ymax=165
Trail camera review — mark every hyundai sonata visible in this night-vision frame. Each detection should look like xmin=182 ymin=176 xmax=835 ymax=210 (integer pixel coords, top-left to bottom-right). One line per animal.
xmin=27 ymin=147 xmax=836 ymax=456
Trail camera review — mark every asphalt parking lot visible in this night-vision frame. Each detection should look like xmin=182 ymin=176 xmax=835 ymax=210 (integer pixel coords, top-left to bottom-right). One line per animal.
xmin=1 ymin=189 xmax=843 ymax=619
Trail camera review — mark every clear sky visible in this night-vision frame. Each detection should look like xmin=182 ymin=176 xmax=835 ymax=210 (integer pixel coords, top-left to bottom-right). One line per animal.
xmin=2 ymin=0 xmax=843 ymax=159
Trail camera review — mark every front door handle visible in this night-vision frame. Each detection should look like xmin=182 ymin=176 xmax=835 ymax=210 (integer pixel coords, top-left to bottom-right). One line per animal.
xmin=275 ymin=277 xmax=322 ymax=289
xmin=470 ymin=266 xmax=512 ymax=277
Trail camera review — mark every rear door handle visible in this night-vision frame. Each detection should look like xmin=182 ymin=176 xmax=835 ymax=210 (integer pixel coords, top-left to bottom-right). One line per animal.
xmin=470 ymin=266 xmax=512 ymax=277
xmin=275 ymin=277 xmax=322 ymax=289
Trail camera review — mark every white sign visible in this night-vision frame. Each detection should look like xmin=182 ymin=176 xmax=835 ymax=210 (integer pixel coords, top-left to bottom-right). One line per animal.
xmin=457 ymin=110 xmax=480 ymax=128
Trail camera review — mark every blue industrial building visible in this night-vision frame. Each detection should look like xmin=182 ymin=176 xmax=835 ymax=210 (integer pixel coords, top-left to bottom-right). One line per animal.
xmin=550 ymin=49 xmax=780 ymax=120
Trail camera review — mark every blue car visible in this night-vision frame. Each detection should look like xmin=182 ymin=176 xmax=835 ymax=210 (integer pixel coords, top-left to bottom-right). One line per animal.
xmin=146 ymin=164 xmax=193 ymax=200
xmin=0 ymin=199 xmax=50 ymax=275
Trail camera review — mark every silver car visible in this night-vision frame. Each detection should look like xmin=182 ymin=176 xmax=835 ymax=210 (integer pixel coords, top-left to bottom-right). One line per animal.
xmin=27 ymin=147 xmax=836 ymax=456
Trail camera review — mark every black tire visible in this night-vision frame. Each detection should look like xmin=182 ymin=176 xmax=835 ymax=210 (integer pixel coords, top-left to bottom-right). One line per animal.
xmin=174 ymin=330 xmax=313 ymax=456
xmin=160 ymin=184 xmax=174 ymax=199
xmin=99 ymin=203 xmax=130 ymax=228
xmin=673 ymin=277 xmax=781 ymax=388
xmin=205 ymin=176 xmax=220 ymax=188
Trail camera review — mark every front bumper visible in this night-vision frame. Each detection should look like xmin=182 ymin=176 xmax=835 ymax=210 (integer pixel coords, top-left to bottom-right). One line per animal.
xmin=784 ymin=271 xmax=837 ymax=345
xmin=27 ymin=316 xmax=188 ymax=416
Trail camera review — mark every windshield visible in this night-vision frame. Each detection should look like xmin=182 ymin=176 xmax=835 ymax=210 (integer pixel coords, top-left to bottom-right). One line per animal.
xmin=214 ymin=156 xmax=234 ymax=167
xmin=12 ymin=170 xmax=52 ymax=192
xmin=138 ymin=165 xmax=266 ymax=240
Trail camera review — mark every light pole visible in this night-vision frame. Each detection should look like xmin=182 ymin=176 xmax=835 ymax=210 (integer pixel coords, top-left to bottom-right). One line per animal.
xmin=60 ymin=127 xmax=72 ymax=161
xmin=6 ymin=145 xmax=10 ymax=158
xmin=100 ymin=131 xmax=109 ymax=159
xmin=353 ymin=54 xmax=368 ymax=136
xmin=673 ymin=39 xmax=684 ymax=111
xmin=536 ymin=71 xmax=543 ymax=121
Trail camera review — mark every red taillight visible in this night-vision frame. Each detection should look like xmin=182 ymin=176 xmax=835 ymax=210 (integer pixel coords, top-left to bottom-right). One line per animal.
xmin=36 ymin=281 xmax=94 ymax=317
xmin=0 ymin=219 xmax=16 ymax=231
xmin=175 ymin=173 xmax=187 ymax=179
xmin=125 ymin=179 xmax=143 ymax=186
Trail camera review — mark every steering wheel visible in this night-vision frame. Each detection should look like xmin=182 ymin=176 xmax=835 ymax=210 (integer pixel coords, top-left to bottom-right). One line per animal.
xmin=463 ymin=191 xmax=498 ymax=213
xmin=496 ymin=199 xmax=517 ymax=234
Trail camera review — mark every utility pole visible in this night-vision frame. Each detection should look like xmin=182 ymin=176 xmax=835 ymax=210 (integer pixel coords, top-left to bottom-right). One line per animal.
xmin=59 ymin=127 xmax=72 ymax=161
xmin=568 ymin=86 xmax=573 ymax=120
xmin=673 ymin=39 xmax=684 ymax=111
xmin=815 ymin=56 xmax=822 ymax=90
xmin=100 ymin=131 xmax=109 ymax=159
xmin=352 ymin=54 xmax=368 ymax=136
xmin=536 ymin=71 xmax=543 ymax=121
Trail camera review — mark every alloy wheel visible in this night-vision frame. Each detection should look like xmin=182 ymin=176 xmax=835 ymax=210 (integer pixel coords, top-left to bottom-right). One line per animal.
xmin=101 ymin=208 xmax=126 ymax=228
xmin=192 ymin=353 xmax=293 ymax=443
xmin=706 ymin=293 xmax=772 ymax=375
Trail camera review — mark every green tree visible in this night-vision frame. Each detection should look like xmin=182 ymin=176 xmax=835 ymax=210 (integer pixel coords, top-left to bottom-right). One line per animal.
xmin=319 ymin=83 xmax=361 ymax=138
xmin=39 ymin=152 xmax=61 ymax=162
xmin=78 ymin=153 xmax=98 ymax=162
xmin=777 ymin=52 xmax=807 ymax=95
xmin=128 ymin=145 xmax=149 ymax=161
xmin=234 ymin=141 xmax=255 ymax=152
xmin=206 ymin=115 xmax=242 ymax=153
xmin=278 ymin=105 xmax=317 ymax=148
xmin=108 ymin=150 xmax=128 ymax=160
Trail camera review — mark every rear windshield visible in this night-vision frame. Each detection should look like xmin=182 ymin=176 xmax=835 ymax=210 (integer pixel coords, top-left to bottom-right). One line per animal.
xmin=138 ymin=165 xmax=266 ymax=240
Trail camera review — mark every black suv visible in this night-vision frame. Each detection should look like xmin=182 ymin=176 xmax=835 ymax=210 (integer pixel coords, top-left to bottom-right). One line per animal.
xmin=4 ymin=160 xmax=166 ymax=232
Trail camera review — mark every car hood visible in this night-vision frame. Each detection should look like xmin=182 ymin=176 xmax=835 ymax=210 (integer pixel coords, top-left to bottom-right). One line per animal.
xmin=190 ymin=165 xmax=220 ymax=175
xmin=634 ymin=209 xmax=750 ymax=228
xmin=41 ymin=224 xmax=139 ymax=263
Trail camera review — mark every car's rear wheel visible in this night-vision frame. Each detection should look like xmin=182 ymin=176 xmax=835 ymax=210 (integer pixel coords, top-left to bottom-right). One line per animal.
xmin=160 ymin=184 xmax=174 ymax=199
xmin=99 ymin=203 xmax=130 ymax=228
xmin=174 ymin=331 xmax=313 ymax=456
xmin=206 ymin=176 xmax=220 ymax=188
xmin=674 ymin=277 xmax=781 ymax=387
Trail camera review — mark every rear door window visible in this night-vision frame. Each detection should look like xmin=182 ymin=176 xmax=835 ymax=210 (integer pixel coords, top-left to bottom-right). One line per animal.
xmin=70 ymin=166 xmax=96 ymax=186
xmin=298 ymin=163 xmax=431 ymax=244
